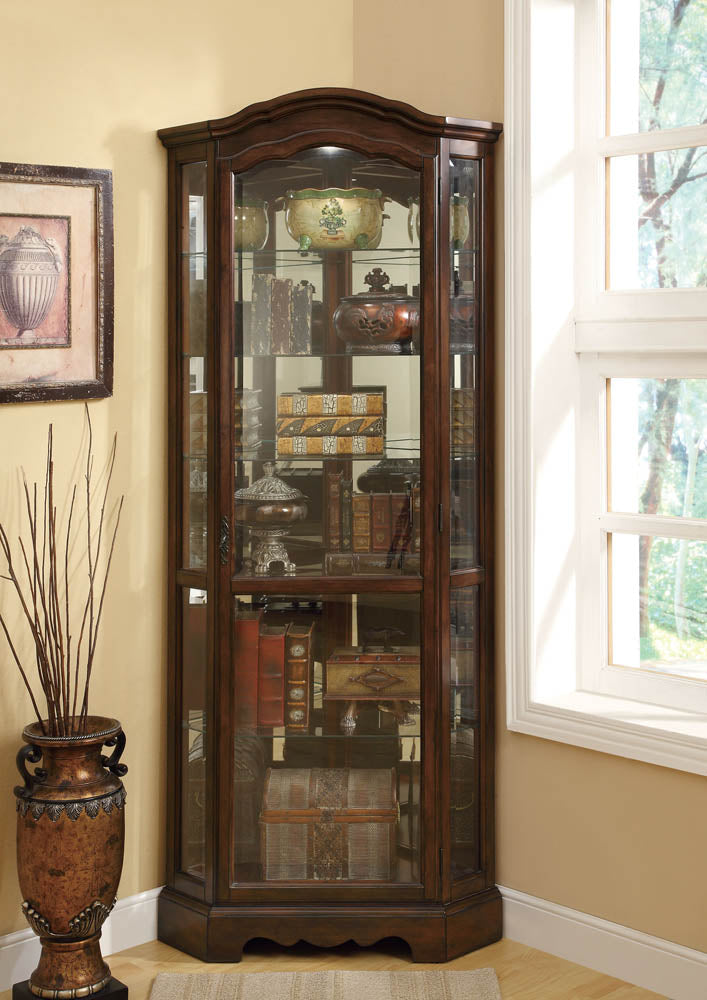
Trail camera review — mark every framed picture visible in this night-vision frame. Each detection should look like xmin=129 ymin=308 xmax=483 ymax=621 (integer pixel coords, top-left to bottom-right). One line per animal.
xmin=0 ymin=161 xmax=113 ymax=403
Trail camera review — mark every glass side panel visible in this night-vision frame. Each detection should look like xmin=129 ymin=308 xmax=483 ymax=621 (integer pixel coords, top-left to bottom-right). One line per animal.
xmin=231 ymin=148 xmax=421 ymax=579
xmin=609 ymin=533 xmax=707 ymax=680
xmin=608 ymin=148 xmax=707 ymax=289
xmin=181 ymin=161 xmax=208 ymax=569
xmin=450 ymin=586 xmax=481 ymax=879
xmin=609 ymin=378 xmax=707 ymax=519
xmin=180 ymin=586 xmax=208 ymax=878
xmin=608 ymin=0 xmax=707 ymax=134
xmin=449 ymin=157 xmax=480 ymax=570
xmin=231 ymin=591 xmax=422 ymax=884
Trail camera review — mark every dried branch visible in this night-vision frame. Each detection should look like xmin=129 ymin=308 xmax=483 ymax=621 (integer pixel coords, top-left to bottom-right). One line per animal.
xmin=0 ymin=410 xmax=123 ymax=736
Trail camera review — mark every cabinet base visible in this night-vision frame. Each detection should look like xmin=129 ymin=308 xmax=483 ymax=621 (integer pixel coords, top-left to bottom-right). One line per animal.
xmin=158 ymin=886 xmax=502 ymax=964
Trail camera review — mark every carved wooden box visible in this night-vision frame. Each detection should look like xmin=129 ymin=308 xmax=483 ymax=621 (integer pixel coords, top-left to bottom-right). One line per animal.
xmin=260 ymin=767 xmax=398 ymax=881
xmin=324 ymin=646 xmax=420 ymax=702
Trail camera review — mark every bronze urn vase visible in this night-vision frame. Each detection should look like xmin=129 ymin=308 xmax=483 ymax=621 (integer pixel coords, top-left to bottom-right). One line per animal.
xmin=15 ymin=717 xmax=128 ymax=999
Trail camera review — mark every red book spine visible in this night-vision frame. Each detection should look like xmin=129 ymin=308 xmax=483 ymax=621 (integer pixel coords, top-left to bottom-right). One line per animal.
xmin=371 ymin=493 xmax=392 ymax=551
xmin=233 ymin=609 xmax=263 ymax=729
xmin=257 ymin=625 xmax=288 ymax=727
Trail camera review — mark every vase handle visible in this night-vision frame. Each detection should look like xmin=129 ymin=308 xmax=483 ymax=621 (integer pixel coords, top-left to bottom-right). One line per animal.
xmin=101 ymin=729 xmax=128 ymax=777
xmin=14 ymin=744 xmax=46 ymax=799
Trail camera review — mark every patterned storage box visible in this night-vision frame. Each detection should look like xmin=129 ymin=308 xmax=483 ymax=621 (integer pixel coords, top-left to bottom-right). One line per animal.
xmin=260 ymin=767 xmax=397 ymax=881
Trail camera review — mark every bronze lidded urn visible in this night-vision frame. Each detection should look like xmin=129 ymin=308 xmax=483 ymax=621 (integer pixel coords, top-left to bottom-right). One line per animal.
xmin=333 ymin=268 xmax=420 ymax=354
xmin=14 ymin=717 xmax=128 ymax=999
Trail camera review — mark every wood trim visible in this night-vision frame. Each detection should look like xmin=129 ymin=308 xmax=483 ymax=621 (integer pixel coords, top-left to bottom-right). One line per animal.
xmin=158 ymin=89 xmax=502 ymax=148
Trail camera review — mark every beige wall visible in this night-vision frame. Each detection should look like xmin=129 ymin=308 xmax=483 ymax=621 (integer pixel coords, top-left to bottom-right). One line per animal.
xmin=354 ymin=0 xmax=707 ymax=956
xmin=0 ymin=0 xmax=353 ymax=936
xmin=1 ymin=0 xmax=704 ymax=957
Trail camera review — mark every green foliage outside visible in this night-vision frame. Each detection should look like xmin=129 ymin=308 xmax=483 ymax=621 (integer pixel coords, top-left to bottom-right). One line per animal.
xmin=634 ymin=1 xmax=707 ymax=667
xmin=636 ymin=0 xmax=707 ymax=288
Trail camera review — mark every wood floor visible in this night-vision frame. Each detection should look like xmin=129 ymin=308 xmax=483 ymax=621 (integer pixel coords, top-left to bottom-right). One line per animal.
xmin=6 ymin=937 xmax=663 ymax=1000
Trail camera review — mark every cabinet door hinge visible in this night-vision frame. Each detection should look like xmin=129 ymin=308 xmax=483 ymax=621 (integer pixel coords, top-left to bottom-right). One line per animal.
xmin=219 ymin=516 xmax=230 ymax=565
xmin=438 ymin=503 xmax=444 ymax=534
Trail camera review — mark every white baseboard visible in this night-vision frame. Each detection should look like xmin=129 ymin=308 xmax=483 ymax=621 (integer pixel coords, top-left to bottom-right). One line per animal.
xmin=0 ymin=887 xmax=162 ymax=992
xmin=3 ymin=883 xmax=705 ymax=998
xmin=499 ymin=885 xmax=707 ymax=1000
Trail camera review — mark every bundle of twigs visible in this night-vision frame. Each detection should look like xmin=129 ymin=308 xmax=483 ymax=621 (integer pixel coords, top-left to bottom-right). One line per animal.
xmin=0 ymin=409 xmax=123 ymax=736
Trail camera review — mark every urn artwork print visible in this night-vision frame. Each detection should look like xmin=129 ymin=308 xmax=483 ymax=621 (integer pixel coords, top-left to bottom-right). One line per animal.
xmin=0 ymin=218 xmax=69 ymax=346
xmin=0 ymin=161 xmax=114 ymax=403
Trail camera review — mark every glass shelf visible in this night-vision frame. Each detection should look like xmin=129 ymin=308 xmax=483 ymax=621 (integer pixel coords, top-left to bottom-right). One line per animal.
xmin=234 ymin=446 xmax=420 ymax=462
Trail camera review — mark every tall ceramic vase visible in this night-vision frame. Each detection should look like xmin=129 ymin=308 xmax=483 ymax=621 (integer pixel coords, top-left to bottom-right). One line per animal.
xmin=14 ymin=717 xmax=128 ymax=999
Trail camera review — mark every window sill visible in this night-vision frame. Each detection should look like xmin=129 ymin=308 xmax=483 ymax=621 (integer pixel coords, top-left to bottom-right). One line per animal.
xmin=508 ymin=689 xmax=707 ymax=776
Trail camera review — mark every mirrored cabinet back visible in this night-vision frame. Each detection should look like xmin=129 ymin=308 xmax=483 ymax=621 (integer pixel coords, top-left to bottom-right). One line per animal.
xmin=158 ymin=88 xmax=502 ymax=963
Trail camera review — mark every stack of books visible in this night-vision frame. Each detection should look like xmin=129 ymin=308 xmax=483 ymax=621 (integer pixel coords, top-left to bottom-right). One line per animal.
xmin=323 ymin=475 xmax=421 ymax=575
xmin=452 ymin=387 xmax=476 ymax=453
xmin=235 ymin=388 xmax=262 ymax=452
xmin=276 ymin=391 xmax=385 ymax=457
xmin=232 ymin=608 xmax=316 ymax=734
xmin=245 ymin=274 xmax=314 ymax=356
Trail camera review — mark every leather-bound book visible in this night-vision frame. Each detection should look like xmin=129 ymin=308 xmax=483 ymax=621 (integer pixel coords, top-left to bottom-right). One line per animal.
xmin=249 ymin=273 xmax=274 ymax=355
xmin=271 ymin=277 xmax=293 ymax=355
xmin=291 ymin=280 xmax=313 ymax=355
xmin=233 ymin=607 xmax=263 ymax=728
xmin=352 ymin=492 xmax=371 ymax=552
xmin=341 ymin=479 xmax=353 ymax=551
xmin=326 ymin=470 xmax=343 ymax=551
xmin=390 ymin=492 xmax=411 ymax=554
xmin=276 ymin=415 xmax=384 ymax=437
xmin=285 ymin=622 xmax=315 ymax=733
xmin=277 ymin=435 xmax=384 ymax=456
xmin=324 ymin=552 xmax=420 ymax=576
xmin=371 ymin=493 xmax=392 ymax=551
xmin=257 ymin=624 xmax=289 ymax=727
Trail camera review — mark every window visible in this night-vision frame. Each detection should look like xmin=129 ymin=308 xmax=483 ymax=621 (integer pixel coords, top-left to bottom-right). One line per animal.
xmin=505 ymin=0 xmax=707 ymax=774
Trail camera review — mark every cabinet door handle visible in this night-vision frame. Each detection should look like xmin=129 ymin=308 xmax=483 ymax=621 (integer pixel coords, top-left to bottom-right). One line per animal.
xmin=219 ymin=516 xmax=230 ymax=565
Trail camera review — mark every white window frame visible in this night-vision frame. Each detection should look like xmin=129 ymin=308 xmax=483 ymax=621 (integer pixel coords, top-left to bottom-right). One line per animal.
xmin=505 ymin=0 xmax=707 ymax=776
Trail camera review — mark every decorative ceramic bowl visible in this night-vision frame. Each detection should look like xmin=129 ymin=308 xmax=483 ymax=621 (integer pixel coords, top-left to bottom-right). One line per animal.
xmin=234 ymin=463 xmax=308 ymax=575
xmin=234 ymin=198 xmax=268 ymax=251
xmin=277 ymin=188 xmax=389 ymax=251
xmin=333 ymin=268 xmax=420 ymax=354
xmin=407 ymin=195 xmax=471 ymax=249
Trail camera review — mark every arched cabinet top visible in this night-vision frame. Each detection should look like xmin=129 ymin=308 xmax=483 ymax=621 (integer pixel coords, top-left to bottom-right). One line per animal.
xmin=157 ymin=87 xmax=503 ymax=151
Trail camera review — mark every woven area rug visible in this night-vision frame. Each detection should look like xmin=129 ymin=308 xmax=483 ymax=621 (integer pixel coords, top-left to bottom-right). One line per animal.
xmin=149 ymin=970 xmax=502 ymax=1000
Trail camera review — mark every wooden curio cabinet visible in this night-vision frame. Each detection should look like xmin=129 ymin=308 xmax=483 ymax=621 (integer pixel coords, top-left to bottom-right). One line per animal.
xmin=158 ymin=89 xmax=502 ymax=962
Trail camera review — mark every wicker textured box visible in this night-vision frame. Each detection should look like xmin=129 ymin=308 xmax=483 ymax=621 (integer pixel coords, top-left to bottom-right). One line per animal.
xmin=260 ymin=768 xmax=397 ymax=881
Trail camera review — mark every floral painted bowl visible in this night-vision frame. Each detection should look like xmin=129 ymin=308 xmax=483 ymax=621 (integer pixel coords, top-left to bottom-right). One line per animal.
xmin=407 ymin=194 xmax=471 ymax=250
xmin=234 ymin=197 xmax=268 ymax=251
xmin=277 ymin=188 xmax=389 ymax=251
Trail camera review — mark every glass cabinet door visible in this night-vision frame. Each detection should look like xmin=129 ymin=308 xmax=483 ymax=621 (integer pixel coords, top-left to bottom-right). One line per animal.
xmin=227 ymin=148 xmax=424 ymax=887
xmin=448 ymin=155 xmax=482 ymax=882
xmin=181 ymin=161 xmax=209 ymax=570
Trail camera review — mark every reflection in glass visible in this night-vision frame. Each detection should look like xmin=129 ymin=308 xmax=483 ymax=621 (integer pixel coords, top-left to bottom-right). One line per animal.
xmin=181 ymin=587 xmax=207 ymax=878
xmin=608 ymin=148 xmax=707 ymax=289
xmin=231 ymin=148 xmax=422 ymax=578
xmin=231 ymin=592 xmax=422 ymax=884
xmin=450 ymin=587 xmax=480 ymax=878
xmin=609 ymin=378 xmax=707 ymax=519
xmin=182 ymin=161 xmax=208 ymax=569
xmin=610 ymin=534 xmax=707 ymax=679
xmin=449 ymin=157 xmax=480 ymax=570
xmin=609 ymin=0 xmax=707 ymax=134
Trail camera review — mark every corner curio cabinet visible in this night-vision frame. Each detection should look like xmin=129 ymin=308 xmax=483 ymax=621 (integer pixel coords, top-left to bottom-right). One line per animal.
xmin=158 ymin=90 xmax=502 ymax=962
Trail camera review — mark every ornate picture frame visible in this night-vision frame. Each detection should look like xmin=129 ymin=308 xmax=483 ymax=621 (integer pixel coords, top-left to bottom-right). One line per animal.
xmin=0 ymin=162 xmax=113 ymax=403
